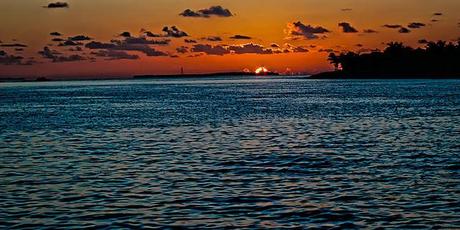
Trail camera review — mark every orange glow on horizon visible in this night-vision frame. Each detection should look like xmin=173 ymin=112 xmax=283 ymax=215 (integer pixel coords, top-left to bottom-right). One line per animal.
xmin=255 ymin=67 xmax=269 ymax=74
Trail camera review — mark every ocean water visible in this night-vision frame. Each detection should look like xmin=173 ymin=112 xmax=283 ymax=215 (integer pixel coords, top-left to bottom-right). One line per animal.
xmin=1 ymin=76 xmax=459 ymax=229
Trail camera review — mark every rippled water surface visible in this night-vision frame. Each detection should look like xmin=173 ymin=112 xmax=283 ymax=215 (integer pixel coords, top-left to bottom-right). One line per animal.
xmin=1 ymin=77 xmax=460 ymax=229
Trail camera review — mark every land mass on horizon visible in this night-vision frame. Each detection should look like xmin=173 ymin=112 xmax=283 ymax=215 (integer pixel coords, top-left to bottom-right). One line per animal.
xmin=310 ymin=41 xmax=460 ymax=79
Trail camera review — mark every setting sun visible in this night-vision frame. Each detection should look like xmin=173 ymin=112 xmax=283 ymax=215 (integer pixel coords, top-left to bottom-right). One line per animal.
xmin=255 ymin=67 xmax=269 ymax=75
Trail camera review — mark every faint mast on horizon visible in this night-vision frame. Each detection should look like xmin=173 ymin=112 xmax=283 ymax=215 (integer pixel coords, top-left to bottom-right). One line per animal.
xmin=181 ymin=67 xmax=184 ymax=75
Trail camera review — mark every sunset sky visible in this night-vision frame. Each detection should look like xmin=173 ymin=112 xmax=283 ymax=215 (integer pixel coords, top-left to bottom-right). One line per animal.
xmin=1 ymin=0 xmax=459 ymax=78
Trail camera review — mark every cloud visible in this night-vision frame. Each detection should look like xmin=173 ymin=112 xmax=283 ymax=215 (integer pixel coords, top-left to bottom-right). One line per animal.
xmin=341 ymin=8 xmax=352 ymax=12
xmin=433 ymin=12 xmax=443 ymax=16
xmin=52 ymin=38 xmax=65 ymax=42
xmin=189 ymin=42 xmax=309 ymax=56
xmin=318 ymin=48 xmax=336 ymax=53
xmin=383 ymin=24 xmax=402 ymax=29
xmin=227 ymin=43 xmax=274 ymax=54
xmin=119 ymin=32 xmax=131 ymax=37
xmin=176 ymin=46 xmax=189 ymax=54
xmin=38 ymin=46 xmax=86 ymax=62
xmin=180 ymin=6 xmax=233 ymax=18
xmin=398 ymin=27 xmax=411 ymax=33
xmin=407 ymin=22 xmax=426 ymax=29
xmin=230 ymin=35 xmax=252 ymax=40
xmin=338 ymin=22 xmax=358 ymax=33
xmin=69 ymin=35 xmax=92 ymax=41
xmin=45 ymin=2 xmax=69 ymax=8
xmin=142 ymin=31 xmax=161 ymax=37
xmin=58 ymin=40 xmax=83 ymax=46
xmin=292 ymin=46 xmax=309 ymax=53
xmin=86 ymin=38 xmax=168 ymax=57
xmin=191 ymin=44 xmax=230 ymax=55
xmin=184 ymin=39 xmax=197 ymax=44
xmin=50 ymin=32 xmax=62 ymax=36
xmin=363 ymin=29 xmax=378 ymax=33
xmin=91 ymin=50 xmax=139 ymax=60
xmin=122 ymin=37 xmax=170 ymax=45
xmin=0 ymin=43 xmax=27 ymax=47
xmin=0 ymin=50 xmax=25 ymax=65
xmin=180 ymin=9 xmax=202 ymax=17
xmin=286 ymin=21 xmax=329 ymax=40
xmin=162 ymin=26 xmax=188 ymax=38
xmin=112 ymin=44 xmax=168 ymax=57
xmin=85 ymin=41 xmax=117 ymax=49
xmin=283 ymin=43 xmax=309 ymax=53
xmin=202 ymin=36 xmax=222 ymax=42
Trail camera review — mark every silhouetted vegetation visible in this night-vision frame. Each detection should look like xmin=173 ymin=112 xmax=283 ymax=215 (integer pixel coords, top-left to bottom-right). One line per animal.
xmin=313 ymin=40 xmax=460 ymax=78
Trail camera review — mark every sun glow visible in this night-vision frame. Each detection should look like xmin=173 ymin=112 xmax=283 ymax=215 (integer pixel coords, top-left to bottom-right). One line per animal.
xmin=255 ymin=67 xmax=269 ymax=75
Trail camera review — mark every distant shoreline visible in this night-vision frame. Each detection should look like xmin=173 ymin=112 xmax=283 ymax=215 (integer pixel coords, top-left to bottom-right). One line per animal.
xmin=0 ymin=72 xmax=281 ymax=82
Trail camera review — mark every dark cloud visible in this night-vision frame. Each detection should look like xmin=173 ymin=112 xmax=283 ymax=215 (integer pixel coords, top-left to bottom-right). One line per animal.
xmin=431 ymin=19 xmax=439 ymax=22
xmin=52 ymin=38 xmax=65 ymax=42
xmin=341 ymin=8 xmax=352 ymax=12
xmin=50 ymin=32 xmax=62 ymax=36
xmin=180 ymin=6 xmax=233 ymax=18
xmin=180 ymin=9 xmax=202 ymax=17
xmin=58 ymin=40 xmax=83 ymax=46
xmin=338 ymin=22 xmax=358 ymax=33
xmin=398 ymin=27 xmax=411 ymax=33
xmin=356 ymin=44 xmax=364 ymax=47
xmin=363 ymin=29 xmax=378 ymax=33
xmin=286 ymin=21 xmax=329 ymax=40
xmin=143 ymin=31 xmax=161 ymax=37
xmin=227 ymin=43 xmax=273 ymax=55
xmin=69 ymin=35 xmax=92 ymax=41
xmin=45 ymin=2 xmax=69 ymax=8
xmin=202 ymin=36 xmax=222 ymax=42
xmin=185 ymin=39 xmax=197 ymax=43
xmin=191 ymin=44 xmax=230 ymax=55
xmin=38 ymin=46 xmax=86 ymax=62
xmin=230 ymin=35 xmax=252 ymax=40
xmin=15 ymin=48 xmax=24 ymax=51
xmin=0 ymin=50 xmax=25 ymax=65
xmin=190 ymin=42 xmax=309 ymax=56
xmin=433 ymin=12 xmax=443 ymax=16
xmin=113 ymin=44 xmax=168 ymax=57
xmin=162 ymin=26 xmax=188 ymax=38
xmin=123 ymin=37 xmax=170 ymax=45
xmin=119 ymin=32 xmax=131 ymax=37
xmin=383 ymin=24 xmax=402 ymax=29
xmin=86 ymin=38 xmax=168 ymax=57
xmin=0 ymin=43 xmax=27 ymax=47
xmin=85 ymin=41 xmax=117 ymax=49
xmin=91 ymin=50 xmax=139 ymax=60
xmin=318 ymin=48 xmax=336 ymax=53
xmin=292 ymin=46 xmax=309 ymax=53
xmin=176 ymin=46 xmax=189 ymax=54
xmin=283 ymin=43 xmax=309 ymax=53
xmin=407 ymin=22 xmax=426 ymax=29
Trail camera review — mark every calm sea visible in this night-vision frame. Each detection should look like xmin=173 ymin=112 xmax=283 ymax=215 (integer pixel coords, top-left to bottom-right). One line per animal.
xmin=1 ymin=76 xmax=459 ymax=229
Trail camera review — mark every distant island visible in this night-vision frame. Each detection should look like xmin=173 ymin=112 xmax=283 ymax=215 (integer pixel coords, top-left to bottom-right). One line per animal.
xmin=134 ymin=71 xmax=279 ymax=79
xmin=311 ymin=40 xmax=460 ymax=79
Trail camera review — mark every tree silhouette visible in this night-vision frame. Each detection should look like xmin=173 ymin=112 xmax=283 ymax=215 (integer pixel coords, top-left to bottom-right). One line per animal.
xmin=324 ymin=40 xmax=460 ymax=78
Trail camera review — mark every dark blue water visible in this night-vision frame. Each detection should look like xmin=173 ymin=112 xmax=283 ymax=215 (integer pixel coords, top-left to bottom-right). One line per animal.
xmin=1 ymin=77 xmax=460 ymax=229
